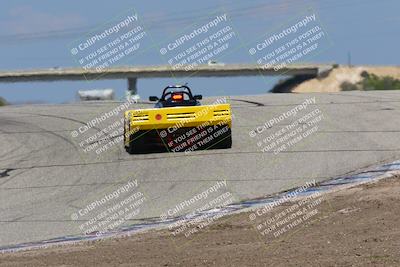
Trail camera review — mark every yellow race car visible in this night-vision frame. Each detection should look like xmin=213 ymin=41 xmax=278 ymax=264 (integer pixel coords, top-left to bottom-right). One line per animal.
xmin=124 ymin=85 xmax=232 ymax=154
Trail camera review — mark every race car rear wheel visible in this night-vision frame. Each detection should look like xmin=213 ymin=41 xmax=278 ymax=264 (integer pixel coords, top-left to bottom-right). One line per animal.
xmin=217 ymin=135 xmax=232 ymax=149
xmin=215 ymin=127 xmax=232 ymax=149
xmin=127 ymin=131 xmax=147 ymax=154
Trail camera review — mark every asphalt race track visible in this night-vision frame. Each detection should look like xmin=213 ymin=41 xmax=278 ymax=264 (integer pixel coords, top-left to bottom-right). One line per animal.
xmin=1 ymin=90 xmax=400 ymax=248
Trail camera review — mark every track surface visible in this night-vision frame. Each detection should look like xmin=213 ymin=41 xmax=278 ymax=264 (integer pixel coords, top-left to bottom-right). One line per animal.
xmin=1 ymin=91 xmax=400 ymax=247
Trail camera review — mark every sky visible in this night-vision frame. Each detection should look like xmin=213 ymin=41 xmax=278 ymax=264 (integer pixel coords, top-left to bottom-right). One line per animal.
xmin=0 ymin=0 xmax=399 ymax=103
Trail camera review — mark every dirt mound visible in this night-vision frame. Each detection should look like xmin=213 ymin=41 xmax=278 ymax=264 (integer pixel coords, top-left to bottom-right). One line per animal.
xmin=289 ymin=66 xmax=400 ymax=93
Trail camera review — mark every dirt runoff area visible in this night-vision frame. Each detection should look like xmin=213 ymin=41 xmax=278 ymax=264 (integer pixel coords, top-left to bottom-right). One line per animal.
xmin=1 ymin=175 xmax=400 ymax=267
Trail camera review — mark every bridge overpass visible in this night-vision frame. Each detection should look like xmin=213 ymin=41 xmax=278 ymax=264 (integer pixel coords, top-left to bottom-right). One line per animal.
xmin=0 ymin=63 xmax=334 ymax=96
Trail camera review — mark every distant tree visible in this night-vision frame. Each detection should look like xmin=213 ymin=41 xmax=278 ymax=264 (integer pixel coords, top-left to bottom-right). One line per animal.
xmin=0 ymin=96 xmax=7 ymax=106
xmin=340 ymin=71 xmax=400 ymax=91
xmin=360 ymin=71 xmax=400 ymax=90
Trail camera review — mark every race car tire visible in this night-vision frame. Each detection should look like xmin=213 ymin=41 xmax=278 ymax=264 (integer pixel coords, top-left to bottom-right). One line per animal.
xmin=215 ymin=127 xmax=232 ymax=149
xmin=218 ymin=135 xmax=232 ymax=149
xmin=127 ymin=132 xmax=147 ymax=154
